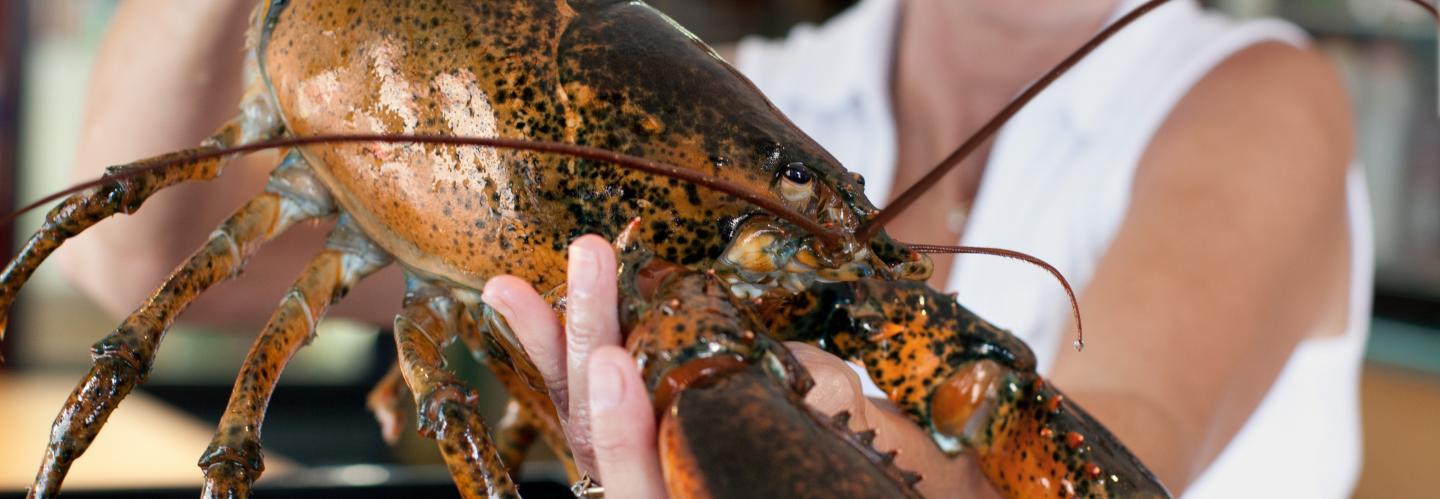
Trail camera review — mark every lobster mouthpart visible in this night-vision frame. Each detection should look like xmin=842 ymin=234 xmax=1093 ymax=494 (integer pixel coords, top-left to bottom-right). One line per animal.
xmin=715 ymin=215 xmax=933 ymax=300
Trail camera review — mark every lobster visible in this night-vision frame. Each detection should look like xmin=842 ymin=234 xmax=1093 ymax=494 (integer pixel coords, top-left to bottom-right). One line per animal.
xmin=6 ymin=0 xmax=1428 ymax=496
xmin=609 ymin=217 xmax=1166 ymax=497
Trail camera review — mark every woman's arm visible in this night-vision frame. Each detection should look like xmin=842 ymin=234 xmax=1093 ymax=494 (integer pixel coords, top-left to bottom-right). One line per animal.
xmin=1049 ymin=41 xmax=1354 ymax=491
xmin=57 ymin=0 xmax=402 ymax=328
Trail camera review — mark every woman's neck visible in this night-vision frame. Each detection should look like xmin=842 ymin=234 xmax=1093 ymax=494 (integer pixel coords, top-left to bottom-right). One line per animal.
xmin=891 ymin=0 xmax=1119 ymax=167
xmin=882 ymin=0 xmax=1120 ymax=286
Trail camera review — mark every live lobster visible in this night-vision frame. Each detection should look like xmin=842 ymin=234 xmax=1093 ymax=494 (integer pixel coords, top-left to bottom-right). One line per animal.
xmin=5 ymin=0 xmax=1426 ymax=497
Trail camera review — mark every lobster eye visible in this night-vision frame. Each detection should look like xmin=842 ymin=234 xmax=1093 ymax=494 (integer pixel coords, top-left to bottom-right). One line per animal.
xmin=781 ymin=162 xmax=812 ymax=185
xmin=778 ymin=162 xmax=816 ymax=205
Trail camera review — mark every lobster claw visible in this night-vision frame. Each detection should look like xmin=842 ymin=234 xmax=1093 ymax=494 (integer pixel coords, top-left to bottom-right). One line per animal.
xmin=617 ymin=239 xmax=922 ymax=499
xmin=655 ymin=362 xmax=922 ymax=499
xmin=931 ymin=360 xmax=1171 ymax=498
xmin=760 ymin=279 xmax=1170 ymax=498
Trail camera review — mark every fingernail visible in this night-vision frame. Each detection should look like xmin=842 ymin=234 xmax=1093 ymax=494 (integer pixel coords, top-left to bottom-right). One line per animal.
xmin=569 ymin=243 xmax=598 ymax=294
xmin=481 ymin=285 xmax=514 ymax=318
xmin=589 ymin=358 xmax=624 ymax=412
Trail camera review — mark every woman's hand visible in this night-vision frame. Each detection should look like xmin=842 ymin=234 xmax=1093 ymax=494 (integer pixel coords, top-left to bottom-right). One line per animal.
xmin=482 ymin=235 xmax=999 ymax=498
xmin=483 ymin=235 xmax=666 ymax=497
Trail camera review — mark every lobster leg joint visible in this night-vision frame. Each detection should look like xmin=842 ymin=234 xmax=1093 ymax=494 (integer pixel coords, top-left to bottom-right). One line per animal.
xmin=394 ymin=281 xmax=517 ymax=499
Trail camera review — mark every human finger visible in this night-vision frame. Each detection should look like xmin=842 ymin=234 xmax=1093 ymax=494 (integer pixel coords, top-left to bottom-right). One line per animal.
xmin=785 ymin=342 xmax=997 ymax=497
xmin=564 ymin=235 xmax=623 ymax=475
xmin=587 ymin=345 xmax=667 ymax=499
xmin=481 ymin=275 xmax=570 ymax=415
xmin=786 ymin=342 xmax=873 ymax=427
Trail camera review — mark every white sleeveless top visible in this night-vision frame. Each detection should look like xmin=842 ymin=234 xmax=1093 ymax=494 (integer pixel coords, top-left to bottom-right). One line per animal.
xmin=736 ymin=0 xmax=1373 ymax=496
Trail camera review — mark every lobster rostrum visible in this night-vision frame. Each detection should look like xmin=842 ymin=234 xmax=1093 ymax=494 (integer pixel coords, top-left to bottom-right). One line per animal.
xmin=5 ymin=0 xmax=1429 ymax=497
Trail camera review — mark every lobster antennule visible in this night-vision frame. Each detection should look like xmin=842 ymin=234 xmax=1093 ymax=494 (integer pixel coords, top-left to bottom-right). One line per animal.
xmin=1 ymin=134 xmax=846 ymax=247
xmin=854 ymin=0 xmax=1176 ymax=244
xmin=906 ymin=243 xmax=1085 ymax=351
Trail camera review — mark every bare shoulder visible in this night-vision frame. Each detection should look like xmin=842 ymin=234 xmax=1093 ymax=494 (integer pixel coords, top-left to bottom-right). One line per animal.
xmin=1123 ymin=39 xmax=1355 ymax=295
xmin=1138 ymin=40 xmax=1353 ymax=201
xmin=1054 ymin=44 xmax=1359 ymax=490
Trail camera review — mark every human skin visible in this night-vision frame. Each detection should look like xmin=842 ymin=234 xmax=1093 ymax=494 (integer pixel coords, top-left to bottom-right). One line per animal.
xmin=481 ymin=236 xmax=1001 ymax=497
xmin=488 ymin=0 xmax=1354 ymax=495
xmin=884 ymin=0 xmax=1352 ymax=491
xmin=62 ymin=0 xmax=1353 ymax=495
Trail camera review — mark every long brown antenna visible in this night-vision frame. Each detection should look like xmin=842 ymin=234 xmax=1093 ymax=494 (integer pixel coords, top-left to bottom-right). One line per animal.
xmin=856 ymin=0 xmax=1175 ymax=243
xmin=907 ymin=243 xmax=1085 ymax=351
xmin=2 ymin=134 xmax=845 ymax=245
xmin=1407 ymin=0 xmax=1438 ymax=19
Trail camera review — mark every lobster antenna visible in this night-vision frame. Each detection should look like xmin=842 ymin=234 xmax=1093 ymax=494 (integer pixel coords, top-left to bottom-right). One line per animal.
xmin=1407 ymin=0 xmax=1437 ymax=19
xmin=906 ymin=243 xmax=1085 ymax=351
xmin=885 ymin=0 xmax=1435 ymax=351
xmin=1 ymin=134 xmax=846 ymax=246
xmin=855 ymin=0 xmax=1174 ymax=243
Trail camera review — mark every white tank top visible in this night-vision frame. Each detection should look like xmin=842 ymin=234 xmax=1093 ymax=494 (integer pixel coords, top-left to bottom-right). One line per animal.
xmin=736 ymin=0 xmax=1373 ymax=496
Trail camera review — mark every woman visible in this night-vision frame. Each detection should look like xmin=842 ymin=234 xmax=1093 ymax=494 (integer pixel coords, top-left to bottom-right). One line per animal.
xmin=65 ymin=0 xmax=1364 ymax=496
xmin=482 ymin=0 xmax=1366 ymax=497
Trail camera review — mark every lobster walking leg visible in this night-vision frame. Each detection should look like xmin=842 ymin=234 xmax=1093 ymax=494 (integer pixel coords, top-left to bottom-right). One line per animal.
xmin=199 ymin=215 xmax=392 ymax=498
xmin=484 ymin=362 xmax=577 ymax=482
xmin=768 ymin=280 xmax=1168 ymax=498
xmin=471 ymin=303 xmax=578 ymax=481
xmin=376 ymin=340 xmax=574 ymax=481
xmin=0 ymin=117 xmax=278 ymax=338
xmin=26 ymin=153 xmax=332 ymax=498
xmin=366 ymin=361 xmax=410 ymax=446
xmin=493 ymin=399 xmax=540 ymax=476
xmin=394 ymin=281 xmax=517 ymax=499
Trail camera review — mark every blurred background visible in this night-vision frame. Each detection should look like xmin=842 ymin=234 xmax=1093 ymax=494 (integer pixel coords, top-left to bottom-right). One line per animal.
xmin=0 ymin=0 xmax=1434 ymax=497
